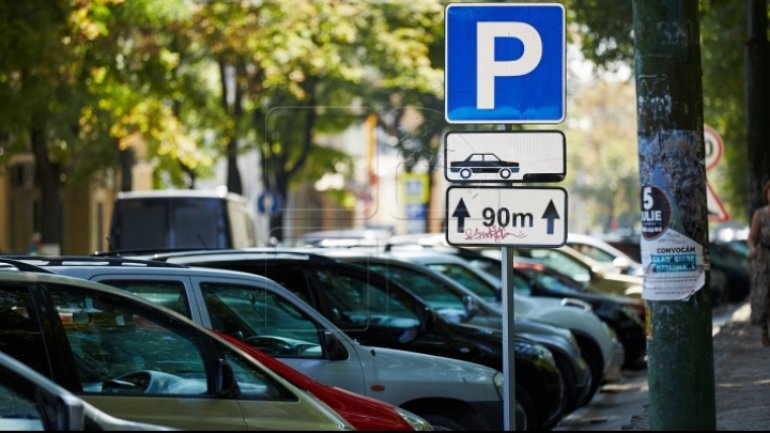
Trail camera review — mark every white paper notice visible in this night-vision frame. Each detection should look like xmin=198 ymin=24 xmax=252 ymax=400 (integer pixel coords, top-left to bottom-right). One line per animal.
xmin=640 ymin=228 xmax=706 ymax=301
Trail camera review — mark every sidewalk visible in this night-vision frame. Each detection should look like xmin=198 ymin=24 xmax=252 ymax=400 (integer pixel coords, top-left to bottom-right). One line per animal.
xmin=624 ymin=301 xmax=770 ymax=430
xmin=555 ymin=301 xmax=770 ymax=431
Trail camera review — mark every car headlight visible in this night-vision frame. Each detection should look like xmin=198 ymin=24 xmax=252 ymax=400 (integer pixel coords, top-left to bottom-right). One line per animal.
xmin=493 ymin=371 xmax=505 ymax=399
xmin=395 ymin=407 xmax=435 ymax=431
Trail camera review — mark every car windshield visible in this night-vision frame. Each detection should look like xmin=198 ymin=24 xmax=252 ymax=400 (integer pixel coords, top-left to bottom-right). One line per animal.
xmin=519 ymin=267 xmax=584 ymax=295
xmin=423 ymin=262 xmax=499 ymax=303
xmin=366 ymin=263 xmax=469 ymax=320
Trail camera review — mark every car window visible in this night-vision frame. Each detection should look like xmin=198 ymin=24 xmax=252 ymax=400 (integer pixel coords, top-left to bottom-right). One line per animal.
xmin=49 ymin=287 xmax=208 ymax=396
xmin=367 ymin=263 xmax=467 ymax=315
xmin=0 ymin=380 xmax=43 ymax=431
xmin=524 ymin=249 xmax=591 ymax=284
xmin=0 ymin=287 xmax=47 ymax=375
xmin=569 ymin=243 xmax=616 ymax=264
xmin=511 ymin=273 xmax=533 ymax=296
xmin=424 ymin=263 xmax=499 ymax=303
xmin=200 ymin=283 xmax=323 ymax=358
xmin=218 ymin=344 xmax=295 ymax=401
xmin=254 ymin=268 xmax=313 ymax=304
xmin=101 ymin=280 xmax=190 ymax=316
xmin=310 ymin=269 xmax=420 ymax=332
xmin=172 ymin=198 xmax=227 ymax=249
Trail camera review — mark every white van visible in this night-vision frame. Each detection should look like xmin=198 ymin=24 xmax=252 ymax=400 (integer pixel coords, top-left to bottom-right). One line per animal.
xmin=108 ymin=190 xmax=256 ymax=252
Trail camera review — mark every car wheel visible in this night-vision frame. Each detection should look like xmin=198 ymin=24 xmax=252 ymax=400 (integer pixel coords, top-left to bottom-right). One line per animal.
xmin=499 ymin=168 xmax=511 ymax=179
xmin=551 ymin=350 xmax=581 ymax=414
xmin=420 ymin=414 xmax=467 ymax=431
xmin=574 ymin=335 xmax=603 ymax=406
xmin=516 ymin=385 xmax=540 ymax=431
xmin=459 ymin=168 xmax=472 ymax=179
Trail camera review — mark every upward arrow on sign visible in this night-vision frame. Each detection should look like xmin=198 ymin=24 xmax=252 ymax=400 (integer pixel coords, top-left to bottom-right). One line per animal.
xmin=452 ymin=198 xmax=471 ymax=233
xmin=541 ymin=200 xmax=560 ymax=234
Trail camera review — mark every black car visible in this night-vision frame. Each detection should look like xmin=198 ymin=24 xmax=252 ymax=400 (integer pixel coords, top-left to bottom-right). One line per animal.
xmin=155 ymin=250 xmax=566 ymax=431
xmin=324 ymin=249 xmax=595 ymax=413
xmin=428 ymin=246 xmax=646 ymax=370
xmin=600 ymin=234 xmax=750 ymax=305
xmin=511 ymin=258 xmax=647 ymax=370
xmin=709 ymin=241 xmax=750 ymax=304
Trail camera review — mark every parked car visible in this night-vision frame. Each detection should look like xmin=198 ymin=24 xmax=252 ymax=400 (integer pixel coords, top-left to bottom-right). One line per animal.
xmin=596 ymin=233 xmax=745 ymax=305
xmin=317 ymin=248 xmax=594 ymax=412
xmin=148 ymin=249 xmax=566 ymax=431
xmin=0 ymin=350 xmax=174 ymax=431
xmin=380 ymin=249 xmax=624 ymax=386
xmin=565 ymin=233 xmax=643 ymax=277
xmin=511 ymin=258 xmax=647 ymax=369
xmin=506 ymin=246 xmax=644 ymax=298
xmin=708 ymin=241 xmax=750 ymax=304
xmin=106 ymin=189 xmax=257 ymax=253
xmin=0 ymin=260 xmax=354 ymax=431
xmin=23 ymin=255 xmax=502 ymax=431
xmin=214 ymin=332 xmax=433 ymax=431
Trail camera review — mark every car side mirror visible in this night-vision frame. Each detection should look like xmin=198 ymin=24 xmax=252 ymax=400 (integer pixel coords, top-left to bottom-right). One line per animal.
xmin=613 ymin=257 xmax=632 ymax=272
xmin=215 ymin=358 xmax=239 ymax=398
xmin=322 ymin=331 xmax=348 ymax=361
xmin=46 ymin=393 xmax=86 ymax=431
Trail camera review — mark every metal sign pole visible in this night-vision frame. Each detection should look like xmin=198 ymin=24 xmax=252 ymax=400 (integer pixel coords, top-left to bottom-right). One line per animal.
xmin=501 ymin=246 xmax=516 ymax=430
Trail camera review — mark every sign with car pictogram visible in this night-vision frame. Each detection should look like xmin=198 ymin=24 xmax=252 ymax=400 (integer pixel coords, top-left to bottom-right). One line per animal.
xmin=444 ymin=3 xmax=566 ymax=123
xmin=444 ymin=131 xmax=566 ymax=183
xmin=445 ymin=186 xmax=567 ymax=247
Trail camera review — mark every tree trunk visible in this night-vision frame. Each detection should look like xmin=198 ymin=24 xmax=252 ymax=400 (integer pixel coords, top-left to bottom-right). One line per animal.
xmin=219 ymin=59 xmax=243 ymax=195
xmin=119 ymin=148 xmax=134 ymax=192
xmin=29 ymin=122 xmax=61 ymax=248
xmin=745 ymin=0 xmax=770 ymax=219
xmin=633 ymin=0 xmax=715 ymax=429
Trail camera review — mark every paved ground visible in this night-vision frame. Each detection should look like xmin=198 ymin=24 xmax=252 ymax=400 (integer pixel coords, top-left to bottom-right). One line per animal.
xmin=554 ymin=301 xmax=770 ymax=431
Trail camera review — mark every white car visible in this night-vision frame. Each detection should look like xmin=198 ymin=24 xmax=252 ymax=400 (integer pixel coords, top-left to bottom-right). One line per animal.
xmin=383 ymin=249 xmax=625 ymax=384
xmin=566 ymin=233 xmax=643 ymax=277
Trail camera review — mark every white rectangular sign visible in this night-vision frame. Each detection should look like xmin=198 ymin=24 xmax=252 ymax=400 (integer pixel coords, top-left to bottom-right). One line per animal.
xmin=444 ymin=131 xmax=566 ymax=183
xmin=445 ymin=186 xmax=568 ymax=247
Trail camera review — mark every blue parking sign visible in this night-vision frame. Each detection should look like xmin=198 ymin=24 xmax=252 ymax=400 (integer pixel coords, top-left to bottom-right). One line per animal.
xmin=445 ymin=3 xmax=565 ymax=124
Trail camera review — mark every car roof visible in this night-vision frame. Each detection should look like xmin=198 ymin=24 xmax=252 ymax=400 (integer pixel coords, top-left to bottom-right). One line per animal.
xmin=115 ymin=188 xmax=246 ymax=202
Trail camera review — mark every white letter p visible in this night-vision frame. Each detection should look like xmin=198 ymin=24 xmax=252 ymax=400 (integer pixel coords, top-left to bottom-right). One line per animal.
xmin=477 ymin=22 xmax=542 ymax=110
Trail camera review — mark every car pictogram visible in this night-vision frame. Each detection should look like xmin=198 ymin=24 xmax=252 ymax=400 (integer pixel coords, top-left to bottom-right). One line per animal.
xmin=449 ymin=153 xmax=520 ymax=179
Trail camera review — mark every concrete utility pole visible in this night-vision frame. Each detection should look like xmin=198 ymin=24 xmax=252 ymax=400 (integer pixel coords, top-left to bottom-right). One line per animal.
xmin=632 ymin=1 xmax=716 ymax=430
xmin=745 ymin=0 xmax=770 ymax=218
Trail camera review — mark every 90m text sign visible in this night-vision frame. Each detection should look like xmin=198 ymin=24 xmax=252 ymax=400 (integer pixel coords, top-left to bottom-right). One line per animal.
xmin=445 ymin=186 xmax=568 ymax=247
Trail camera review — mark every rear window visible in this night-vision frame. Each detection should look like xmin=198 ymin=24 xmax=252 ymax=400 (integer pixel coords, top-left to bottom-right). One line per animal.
xmin=111 ymin=197 xmax=228 ymax=250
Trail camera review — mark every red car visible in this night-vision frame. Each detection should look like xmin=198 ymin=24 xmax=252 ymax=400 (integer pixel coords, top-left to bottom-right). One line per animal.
xmin=215 ymin=331 xmax=431 ymax=431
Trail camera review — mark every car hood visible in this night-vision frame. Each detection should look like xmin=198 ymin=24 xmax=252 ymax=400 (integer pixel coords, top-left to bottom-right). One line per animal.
xmin=358 ymin=344 xmax=502 ymax=403
xmin=512 ymin=294 xmax=615 ymax=370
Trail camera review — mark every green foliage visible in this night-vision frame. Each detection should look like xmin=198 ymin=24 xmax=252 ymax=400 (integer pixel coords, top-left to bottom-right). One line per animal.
xmin=567 ymin=0 xmax=754 ymax=225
